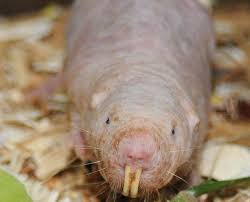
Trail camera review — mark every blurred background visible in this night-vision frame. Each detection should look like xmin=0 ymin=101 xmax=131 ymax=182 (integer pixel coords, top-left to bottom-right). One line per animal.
xmin=0 ymin=0 xmax=249 ymax=15
xmin=0 ymin=0 xmax=72 ymax=15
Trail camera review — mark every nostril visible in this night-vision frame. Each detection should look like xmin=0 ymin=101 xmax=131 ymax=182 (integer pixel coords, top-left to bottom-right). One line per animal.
xmin=127 ymin=150 xmax=152 ymax=161
xmin=118 ymin=133 xmax=157 ymax=166
xmin=127 ymin=153 xmax=146 ymax=161
xmin=137 ymin=157 xmax=144 ymax=161
xmin=127 ymin=154 xmax=133 ymax=160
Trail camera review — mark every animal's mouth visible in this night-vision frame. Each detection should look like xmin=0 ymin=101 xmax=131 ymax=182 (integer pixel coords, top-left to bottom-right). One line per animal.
xmin=99 ymin=147 xmax=175 ymax=198
xmin=122 ymin=165 xmax=142 ymax=198
xmin=98 ymin=120 xmax=177 ymax=198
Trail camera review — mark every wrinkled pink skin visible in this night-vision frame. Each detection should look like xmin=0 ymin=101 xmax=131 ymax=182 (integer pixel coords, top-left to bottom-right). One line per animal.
xmin=63 ymin=0 xmax=214 ymax=196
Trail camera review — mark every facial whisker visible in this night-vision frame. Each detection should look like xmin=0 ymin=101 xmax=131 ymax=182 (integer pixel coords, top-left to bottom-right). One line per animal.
xmin=106 ymin=190 xmax=112 ymax=202
xmin=70 ymin=160 xmax=102 ymax=168
xmin=112 ymin=187 xmax=117 ymax=202
xmin=74 ymin=146 xmax=101 ymax=150
xmin=166 ymin=170 xmax=189 ymax=186
xmin=97 ymin=181 xmax=108 ymax=186
xmin=168 ymin=146 xmax=202 ymax=153
xmin=95 ymin=185 xmax=109 ymax=198
xmin=82 ymin=160 xmax=102 ymax=166
xmin=86 ymin=167 xmax=106 ymax=176
xmin=81 ymin=181 xmax=107 ymax=187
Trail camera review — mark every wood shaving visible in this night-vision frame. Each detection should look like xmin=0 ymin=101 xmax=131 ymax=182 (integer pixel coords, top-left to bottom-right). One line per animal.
xmin=200 ymin=141 xmax=250 ymax=180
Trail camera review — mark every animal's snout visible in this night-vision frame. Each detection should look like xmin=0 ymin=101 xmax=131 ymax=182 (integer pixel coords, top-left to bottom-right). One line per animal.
xmin=118 ymin=132 xmax=157 ymax=170
xmin=117 ymin=131 xmax=159 ymax=198
xmin=102 ymin=127 xmax=171 ymax=197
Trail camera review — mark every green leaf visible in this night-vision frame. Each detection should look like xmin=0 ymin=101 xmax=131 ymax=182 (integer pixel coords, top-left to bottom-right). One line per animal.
xmin=170 ymin=176 xmax=250 ymax=202
xmin=188 ymin=176 xmax=250 ymax=197
xmin=0 ymin=168 xmax=32 ymax=202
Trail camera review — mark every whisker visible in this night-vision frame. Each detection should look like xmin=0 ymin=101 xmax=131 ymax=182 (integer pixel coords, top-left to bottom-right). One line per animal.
xmin=96 ymin=181 xmax=108 ymax=187
xmin=115 ymin=191 xmax=118 ymax=202
xmin=70 ymin=160 xmax=102 ymax=168
xmin=166 ymin=170 xmax=189 ymax=186
xmin=82 ymin=160 xmax=102 ymax=166
xmin=106 ymin=189 xmax=112 ymax=202
xmin=167 ymin=146 xmax=203 ymax=153
xmin=113 ymin=184 xmax=118 ymax=202
xmin=74 ymin=145 xmax=101 ymax=150
xmin=86 ymin=167 xmax=106 ymax=176
xmin=82 ymin=181 xmax=107 ymax=187
xmin=95 ymin=185 xmax=109 ymax=198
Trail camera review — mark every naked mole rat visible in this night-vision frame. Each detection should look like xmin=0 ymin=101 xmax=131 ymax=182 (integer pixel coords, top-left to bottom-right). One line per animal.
xmin=33 ymin=0 xmax=215 ymax=198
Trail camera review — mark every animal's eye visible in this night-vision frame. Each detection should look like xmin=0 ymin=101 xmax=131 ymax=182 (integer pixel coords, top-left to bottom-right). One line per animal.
xmin=105 ymin=117 xmax=110 ymax=125
xmin=171 ymin=128 xmax=175 ymax=135
xmin=171 ymin=120 xmax=177 ymax=135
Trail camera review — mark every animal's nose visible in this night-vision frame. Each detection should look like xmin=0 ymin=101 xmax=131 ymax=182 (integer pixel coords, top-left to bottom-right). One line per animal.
xmin=118 ymin=133 xmax=157 ymax=169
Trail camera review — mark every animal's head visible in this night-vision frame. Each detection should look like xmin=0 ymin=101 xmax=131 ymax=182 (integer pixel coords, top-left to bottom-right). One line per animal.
xmin=81 ymin=77 xmax=200 ymax=197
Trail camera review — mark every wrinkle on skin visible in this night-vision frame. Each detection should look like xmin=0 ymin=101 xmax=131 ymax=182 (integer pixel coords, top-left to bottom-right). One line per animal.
xmin=65 ymin=0 xmax=214 ymax=196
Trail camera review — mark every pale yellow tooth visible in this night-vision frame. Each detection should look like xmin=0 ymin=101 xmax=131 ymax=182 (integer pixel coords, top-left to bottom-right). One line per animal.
xmin=130 ymin=168 xmax=142 ymax=198
xmin=122 ymin=165 xmax=131 ymax=197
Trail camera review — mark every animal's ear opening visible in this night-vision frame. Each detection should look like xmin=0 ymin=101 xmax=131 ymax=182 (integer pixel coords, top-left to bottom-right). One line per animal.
xmin=188 ymin=110 xmax=200 ymax=135
xmin=90 ymin=91 xmax=109 ymax=110
xmin=180 ymin=99 xmax=200 ymax=135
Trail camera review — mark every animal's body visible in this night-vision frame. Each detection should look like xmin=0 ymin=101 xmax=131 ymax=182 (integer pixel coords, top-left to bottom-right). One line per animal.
xmin=35 ymin=0 xmax=215 ymax=198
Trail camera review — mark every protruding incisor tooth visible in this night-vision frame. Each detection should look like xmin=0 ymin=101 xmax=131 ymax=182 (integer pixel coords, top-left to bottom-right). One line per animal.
xmin=122 ymin=165 xmax=131 ymax=197
xmin=130 ymin=168 xmax=142 ymax=198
